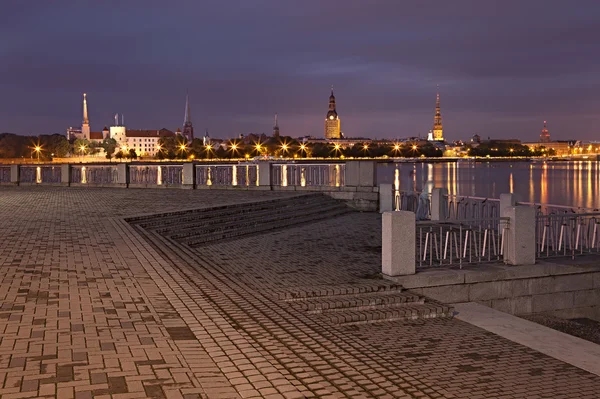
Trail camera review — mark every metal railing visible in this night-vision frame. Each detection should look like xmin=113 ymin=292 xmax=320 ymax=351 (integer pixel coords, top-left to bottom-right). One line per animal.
xmin=0 ymin=166 xmax=10 ymax=183
xmin=19 ymin=166 xmax=62 ymax=184
xmin=71 ymin=165 xmax=119 ymax=184
xmin=417 ymin=218 xmax=509 ymax=269
xmin=395 ymin=190 xmax=431 ymax=220
xmin=196 ymin=164 xmax=259 ymax=186
xmin=447 ymin=195 xmax=500 ymax=220
xmin=536 ymin=212 xmax=600 ymax=258
xmin=129 ymin=165 xmax=183 ymax=185
xmin=271 ymin=163 xmax=345 ymax=187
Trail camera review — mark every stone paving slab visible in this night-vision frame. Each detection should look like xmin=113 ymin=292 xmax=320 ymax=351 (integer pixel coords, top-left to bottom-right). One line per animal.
xmin=0 ymin=187 xmax=600 ymax=399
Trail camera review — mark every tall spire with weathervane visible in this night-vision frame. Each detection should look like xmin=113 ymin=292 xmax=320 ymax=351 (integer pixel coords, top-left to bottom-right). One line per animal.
xmin=182 ymin=91 xmax=194 ymax=141
xmin=432 ymin=88 xmax=444 ymax=141
xmin=540 ymin=121 xmax=550 ymax=143
xmin=273 ymin=113 xmax=280 ymax=138
xmin=324 ymin=86 xmax=341 ymax=139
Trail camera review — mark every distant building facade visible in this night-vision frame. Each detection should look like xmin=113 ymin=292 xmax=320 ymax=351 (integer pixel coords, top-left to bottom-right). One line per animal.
xmin=324 ymin=87 xmax=341 ymax=139
xmin=540 ymin=121 xmax=550 ymax=143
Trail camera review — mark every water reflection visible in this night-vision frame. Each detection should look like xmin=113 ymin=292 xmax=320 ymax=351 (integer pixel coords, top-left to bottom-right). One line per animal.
xmin=377 ymin=161 xmax=599 ymax=208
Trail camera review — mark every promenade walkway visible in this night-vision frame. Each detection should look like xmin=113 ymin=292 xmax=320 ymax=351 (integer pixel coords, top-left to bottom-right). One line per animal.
xmin=0 ymin=187 xmax=599 ymax=399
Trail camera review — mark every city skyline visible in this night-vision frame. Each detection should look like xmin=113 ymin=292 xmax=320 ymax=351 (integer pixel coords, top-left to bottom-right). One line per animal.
xmin=1 ymin=1 xmax=600 ymax=141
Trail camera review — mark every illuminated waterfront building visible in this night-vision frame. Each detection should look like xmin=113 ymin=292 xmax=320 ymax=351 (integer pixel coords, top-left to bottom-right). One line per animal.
xmin=325 ymin=87 xmax=341 ymax=139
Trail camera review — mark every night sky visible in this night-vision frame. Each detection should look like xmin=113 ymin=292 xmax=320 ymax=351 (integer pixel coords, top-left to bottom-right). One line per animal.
xmin=1 ymin=1 xmax=599 ymax=141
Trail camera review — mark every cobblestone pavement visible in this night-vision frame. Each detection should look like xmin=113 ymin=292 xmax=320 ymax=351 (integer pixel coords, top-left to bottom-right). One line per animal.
xmin=1 ymin=187 xmax=600 ymax=399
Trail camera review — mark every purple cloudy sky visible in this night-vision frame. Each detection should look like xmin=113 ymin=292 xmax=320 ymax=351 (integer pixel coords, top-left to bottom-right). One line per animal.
xmin=1 ymin=1 xmax=599 ymax=141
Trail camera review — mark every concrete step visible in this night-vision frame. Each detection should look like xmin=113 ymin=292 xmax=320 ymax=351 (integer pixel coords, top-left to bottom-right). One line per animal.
xmin=325 ymin=302 xmax=454 ymax=326
xmin=172 ymin=202 xmax=348 ymax=241
xmin=166 ymin=199 xmax=346 ymax=238
xmin=152 ymin=194 xmax=331 ymax=233
xmin=278 ymin=283 xmax=405 ymax=301
xmin=129 ymin=193 xmax=324 ymax=228
xmin=297 ymin=292 xmax=425 ymax=313
xmin=184 ymin=206 xmax=352 ymax=247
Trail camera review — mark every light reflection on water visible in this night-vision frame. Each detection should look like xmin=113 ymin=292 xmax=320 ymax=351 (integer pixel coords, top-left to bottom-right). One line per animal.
xmin=377 ymin=161 xmax=600 ymax=208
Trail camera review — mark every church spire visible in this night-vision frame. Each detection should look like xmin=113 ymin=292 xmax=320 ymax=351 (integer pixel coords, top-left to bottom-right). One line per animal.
xmin=182 ymin=91 xmax=194 ymax=141
xmin=83 ymin=93 xmax=89 ymax=125
xmin=432 ymin=88 xmax=444 ymax=141
xmin=273 ymin=113 xmax=280 ymax=138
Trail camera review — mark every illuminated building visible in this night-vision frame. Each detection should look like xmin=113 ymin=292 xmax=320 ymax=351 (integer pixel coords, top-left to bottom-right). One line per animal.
xmin=324 ymin=87 xmax=341 ymax=139
xmin=540 ymin=120 xmax=550 ymax=143
xmin=182 ymin=92 xmax=194 ymax=141
xmin=431 ymin=91 xmax=444 ymax=142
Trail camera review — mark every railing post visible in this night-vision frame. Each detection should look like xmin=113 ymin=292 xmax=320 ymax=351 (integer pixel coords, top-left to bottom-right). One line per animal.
xmin=61 ymin=164 xmax=71 ymax=186
xmin=117 ymin=164 xmax=128 ymax=187
xmin=379 ymin=184 xmax=393 ymax=213
xmin=258 ymin=161 xmax=271 ymax=188
xmin=10 ymin=165 xmax=20 ymax=185
xmin=503 ymin=205 xmax=536 ymax=265
xmin=345 ymin=160 xmax=377 ymax=187
xmin=382 ymin=211 xmax=416 ymax=276
xmin=182 ymin=163 xmax=195 ymax=189
xmin=500 ymin=193 xmax=517 ymax=212
xmin=431 ymin=188 xmax=448 ymax=221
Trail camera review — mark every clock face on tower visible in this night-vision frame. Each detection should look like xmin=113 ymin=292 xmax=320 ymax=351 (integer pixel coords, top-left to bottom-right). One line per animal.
xmin=329 ymin=115 xmax=334 ymax=120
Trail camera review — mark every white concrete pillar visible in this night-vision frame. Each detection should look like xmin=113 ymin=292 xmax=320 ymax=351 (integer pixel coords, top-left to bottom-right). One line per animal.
xmin=182 ymin=163 xmax=194 ymax=187
xmin=379 ymin=184 xmax=393 ymax=213
xmin=430 ymin=188 xmax=448 ymax=221
xmin=116 ymin=164 xmax=128 ymax=186
xmin=258 ymin=161 xmax=271 ymax=187
xmin=382 ymin=211 xmax=416 ymax=276
xmin=61 ymin=164 xmax=71 ymax=186
xmin=503 ymin=206 xmax=536 ymax=266
xmin=345 ymin=161 xmax=377 ymax=187
xmin=10 ymin=165 xmax=19 ymax=184
xmin=500 ymin=193 xmax=517 ymax=212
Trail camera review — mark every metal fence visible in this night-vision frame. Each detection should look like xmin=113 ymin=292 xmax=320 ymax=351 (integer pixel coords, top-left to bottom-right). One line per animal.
xmin=71 ymin=165 xmax=119 ymax=184
xmin=395 ymin=191 xmax=431 ymax=220
xmin=271 ymin=163 xmax=345 ymax=187
xmin=417 ymin=218 xmax=508 ymax=269
xmin=129 ymin=165 xmax=183 ymax=185
xmin=19 ymin=166 xmax=62 ymax=184
xmin=196 ymin=164 xmax=259 ymax=186
xmin=0 ymin=167 xmax=10 ymax=183
xmin=447 ymin=195 xmax=500 ymax=220
xmin=536 ymin=212 xmax=600 ymax=258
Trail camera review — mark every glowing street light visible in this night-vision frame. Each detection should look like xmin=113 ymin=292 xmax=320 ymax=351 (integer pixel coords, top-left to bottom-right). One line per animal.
xmin=412 ymin=145 xmax=418 ymax=151
xmin=34 ymin=145 xmax=42 ymax=162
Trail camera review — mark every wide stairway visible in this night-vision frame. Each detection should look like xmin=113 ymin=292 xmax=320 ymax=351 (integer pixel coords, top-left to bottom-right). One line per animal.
xmin=126 ymin=193 xmax=352 ymax=247
xmin=277 ymin=283 xmax=454 ymax=325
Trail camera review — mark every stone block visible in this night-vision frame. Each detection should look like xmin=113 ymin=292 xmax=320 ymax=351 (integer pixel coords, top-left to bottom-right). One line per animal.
xmin=345 ymin=161 xmax=377 ymax=187
xmin=258 ymin=161 xmax=271 ymax=186
xmin=528 ymin=276 xmax=555 ymax=295
xmin=61 ymin=164 xmax=71 ymax=185
xmin=344 ymin=161 xmax=360 ymax=187
xmin=491 ymin=296 xmax=532 ymax=315
xmin=382 ymin=211 xmax=415 ymax=276
xmin=532 ymin=291 xmax=574 ymax=313
xmin=379 ymin=184 xmax=393 ymax=213
xmin=503 ymin=206 xmax=536 ymax=265
xmin=421 ymin=284 xmax=469 ymax=303
xmin=573 ymin=289 xmax=600 ymax=307
xmin=430 ymin=188 xmax=448 ymax=221
xmin=116 ymin=164 xmax=128 ymax=185
xmin=182 ymin=163 xmax=194 ymax=187
xmin=469 ymin=280 xmax=513 ymax=301
xmin=554 ymin=274 xmax=593 ymax=292
xmin=326 ymin=191 xmax=354 ymax=201
xmin=387 ymin=269 xmax=465 ymax=288
xmin=10 ymin=165 xmax=19 ymax=184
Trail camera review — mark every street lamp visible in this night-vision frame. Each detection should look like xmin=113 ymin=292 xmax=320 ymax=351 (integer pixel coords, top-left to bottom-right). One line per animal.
xmin=34 ymin=146 xmax=41 ymax=162
xmin=79 ymin=145 xmax=86 ymax=161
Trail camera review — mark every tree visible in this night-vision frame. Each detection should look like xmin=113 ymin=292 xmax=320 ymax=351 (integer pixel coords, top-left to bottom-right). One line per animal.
xmin=101 ymin=138 xmax=118 ymax=160
xmin=73 ymin=138 xmax=91 ymax=157
xmin=115 ymin=151 xmax=124 ymax=160
xmin=127 ymin=148 xmax=138 ymax=159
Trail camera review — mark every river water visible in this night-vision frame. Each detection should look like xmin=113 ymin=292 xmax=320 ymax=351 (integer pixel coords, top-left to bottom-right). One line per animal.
xmin=376 ymin=161 xmax=600 ymax=209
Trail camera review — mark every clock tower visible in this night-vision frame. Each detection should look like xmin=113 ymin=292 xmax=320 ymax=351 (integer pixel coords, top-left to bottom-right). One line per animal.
xmin=324 ymin=87 xmax=341 ymax=139
xmin=432 ymin=91 xmax=444 ymax=141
